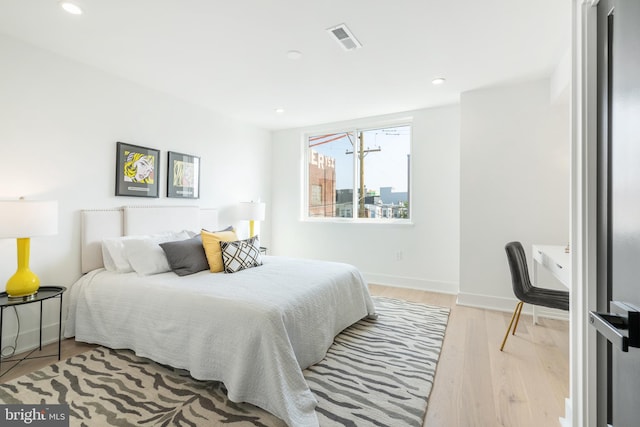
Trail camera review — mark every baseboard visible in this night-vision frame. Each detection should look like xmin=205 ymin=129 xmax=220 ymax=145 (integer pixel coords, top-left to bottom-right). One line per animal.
xmin=559 ymin=397 xmax=572 ymax=427
xmin=457 ymin=292 xmax=569 ymax=321
xmin=1 ymin=321 xmax=65 ymax=358
xmin=363 ymin=273 xmax=458 ymax=295
xmin=364 ymin=279 xmax=568 ymax=320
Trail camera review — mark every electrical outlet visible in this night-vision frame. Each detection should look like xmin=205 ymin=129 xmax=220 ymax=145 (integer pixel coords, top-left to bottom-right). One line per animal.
xmin=396 ymin=251 xmax=403 ymax=261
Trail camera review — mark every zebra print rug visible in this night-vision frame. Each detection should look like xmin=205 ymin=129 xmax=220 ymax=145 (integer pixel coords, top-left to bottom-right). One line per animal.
xmin=0 ymin=297 xmax=449 ymax=426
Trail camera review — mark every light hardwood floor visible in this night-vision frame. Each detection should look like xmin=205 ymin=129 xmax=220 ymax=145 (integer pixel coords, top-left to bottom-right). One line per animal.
xmin=369 ymin=285 xmax=570 ymax=427
xmin=0 ymin=285 xmax=569 ymax=427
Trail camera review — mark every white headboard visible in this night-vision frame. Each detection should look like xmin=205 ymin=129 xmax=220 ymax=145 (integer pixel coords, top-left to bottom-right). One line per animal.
xmin=81 ymin=206 xmax=219 ymax=273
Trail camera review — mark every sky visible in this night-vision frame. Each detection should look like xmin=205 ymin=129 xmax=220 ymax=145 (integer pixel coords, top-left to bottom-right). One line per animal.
xmin=309 ymin=125 xmax=410 ymax=193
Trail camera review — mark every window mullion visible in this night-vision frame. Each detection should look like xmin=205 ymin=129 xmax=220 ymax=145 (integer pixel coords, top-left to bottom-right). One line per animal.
xmin=352 ymin=129 xmax=359 ymax=219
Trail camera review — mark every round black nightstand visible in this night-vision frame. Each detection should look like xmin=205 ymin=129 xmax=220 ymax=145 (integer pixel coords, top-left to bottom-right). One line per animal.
xmin=0 ymin=286 xmax=66 ymax=378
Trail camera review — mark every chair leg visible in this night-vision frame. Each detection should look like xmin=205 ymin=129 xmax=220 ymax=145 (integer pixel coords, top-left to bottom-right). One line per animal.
xmin=500 ymin=301 xmax=524 ymax=352
xmin=512 ymin=301 xmax=525 ymax=335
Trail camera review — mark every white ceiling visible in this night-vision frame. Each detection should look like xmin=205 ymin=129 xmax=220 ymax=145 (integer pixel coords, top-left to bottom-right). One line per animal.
xmin=0 ymin=0 xmax=571 ymax=130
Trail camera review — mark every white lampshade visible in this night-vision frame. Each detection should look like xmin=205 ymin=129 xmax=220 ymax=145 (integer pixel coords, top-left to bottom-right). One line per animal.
xmin=238 ymin=201 xmax=266 ymax=221
xmin=0 ymin=200 xmax=59 ymax=238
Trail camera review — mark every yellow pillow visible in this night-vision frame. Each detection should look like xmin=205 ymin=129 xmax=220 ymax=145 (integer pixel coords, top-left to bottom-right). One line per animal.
xmin=201 ymin=229 xmax=238 ymax=272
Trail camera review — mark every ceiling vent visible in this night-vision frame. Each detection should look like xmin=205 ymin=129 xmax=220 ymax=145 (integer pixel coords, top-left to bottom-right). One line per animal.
xmin=327 ymin=23 xmax=362 ymax=51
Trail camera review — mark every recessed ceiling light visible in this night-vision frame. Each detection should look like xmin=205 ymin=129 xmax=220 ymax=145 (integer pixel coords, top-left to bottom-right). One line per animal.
xmin=432 ymin=77 xmax=446 ymax=85
xmin=59 ymin=1 xmax=83 ymax=15
xmin=275 ymin=108 xmax=285 ymax=114
xmin=286 ymin=50 xmax=303 ymax=60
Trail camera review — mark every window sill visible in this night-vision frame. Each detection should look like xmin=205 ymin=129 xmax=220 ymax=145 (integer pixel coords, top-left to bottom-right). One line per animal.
xmin=301 ymin=217 xmax=414 ymax=226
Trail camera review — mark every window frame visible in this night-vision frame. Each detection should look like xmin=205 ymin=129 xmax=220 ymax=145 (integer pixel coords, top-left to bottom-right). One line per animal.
xmin=302 ymin=119 xmax=413 ymax=224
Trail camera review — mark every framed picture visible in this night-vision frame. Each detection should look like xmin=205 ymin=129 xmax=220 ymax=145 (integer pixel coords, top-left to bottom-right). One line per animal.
xmin=167 ymin=151 xmax=200 ymax=199
xmin=115 ymin=142 xmax=160 ymax=198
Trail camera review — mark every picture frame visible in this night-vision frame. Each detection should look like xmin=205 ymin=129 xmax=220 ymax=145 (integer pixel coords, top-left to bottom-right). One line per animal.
xmin=115 ymin=142 xmax=160 ymax=198
xmin=167 ymin=151 xmax=200 ymax=199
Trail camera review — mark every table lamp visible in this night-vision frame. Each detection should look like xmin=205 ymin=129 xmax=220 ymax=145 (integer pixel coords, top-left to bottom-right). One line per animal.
xmin=239 ymin=201 xmax=265 ymax=238
xmin=0 ymin=198 xmax=58 ymax=299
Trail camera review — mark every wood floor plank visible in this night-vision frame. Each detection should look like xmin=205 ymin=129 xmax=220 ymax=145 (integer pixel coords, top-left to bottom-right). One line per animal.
xmin=489 ymin=310 xmax=569 ymax=427
xmin=423 ymin=304 xmax=468 ymax=427
xmin=0 ymin=285 xmax=569 ymax=427
xmin=460 ymin=306 xmax=500 ymax=426
xmin=491 ymin=312 xmax=549 ymax=427
xmin=0 ymin=339 xmax=96 ymax=383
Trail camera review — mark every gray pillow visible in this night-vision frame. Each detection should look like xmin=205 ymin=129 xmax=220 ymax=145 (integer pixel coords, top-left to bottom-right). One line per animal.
xmin=160 ymin=235 xmax=209 ymax=276
xmin=202 ymin=225 xmax=234 ymax=233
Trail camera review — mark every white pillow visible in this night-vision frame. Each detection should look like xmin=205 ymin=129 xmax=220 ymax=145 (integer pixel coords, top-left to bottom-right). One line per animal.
xmin=101 ymin=240 xmax=119 ymax=272
xmin=102 ymin=236 xmax=139 ymax=273
xmin=102 ymin=231 xmax=190 ymax=274
xmin=123 ymin=231 xmax=191 ymax=275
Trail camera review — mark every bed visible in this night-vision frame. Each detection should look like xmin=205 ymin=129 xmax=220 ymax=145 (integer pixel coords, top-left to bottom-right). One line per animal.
xmin=65 ymin=206 xmax=376 ymax=427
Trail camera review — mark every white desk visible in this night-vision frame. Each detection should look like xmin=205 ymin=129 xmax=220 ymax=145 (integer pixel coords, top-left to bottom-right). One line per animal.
xmin=531 ymin=244 xmax=570 ymax=323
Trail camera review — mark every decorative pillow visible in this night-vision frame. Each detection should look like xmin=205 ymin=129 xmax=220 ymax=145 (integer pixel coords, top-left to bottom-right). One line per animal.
xmin=220 ymin=236 xmax=263 ymax=273
xmin=121 ymin=231 xmax=191 ymax=275
xmin=160 ymin=235 xmax=209 ymax=276
xmin=201 ymin=229 xmax=239 ymax=272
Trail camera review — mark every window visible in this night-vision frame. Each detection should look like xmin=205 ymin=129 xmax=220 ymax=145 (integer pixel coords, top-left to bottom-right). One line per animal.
xmin=305 ymin=124 xmax=411 ymax=221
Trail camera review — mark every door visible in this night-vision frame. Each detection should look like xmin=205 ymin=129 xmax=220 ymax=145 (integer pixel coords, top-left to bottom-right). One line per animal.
xmin=590 ymin=0 xmax=640 ymax=426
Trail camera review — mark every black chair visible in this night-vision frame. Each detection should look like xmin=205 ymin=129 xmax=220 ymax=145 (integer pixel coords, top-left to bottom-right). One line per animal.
xmin=500 ymin=241 xmax=569 ymax=351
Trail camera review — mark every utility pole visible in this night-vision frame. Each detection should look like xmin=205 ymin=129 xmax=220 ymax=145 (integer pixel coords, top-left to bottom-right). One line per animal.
xmin=346 ymin=132 xmax=381 ymax=218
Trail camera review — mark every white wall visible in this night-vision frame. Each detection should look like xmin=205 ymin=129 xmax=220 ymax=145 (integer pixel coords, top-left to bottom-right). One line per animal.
xmin=458 ymin=78 xmax=570 ymax=311
xmin=0 ymin=34 xmax=271 ymax=353
xmin=271 ymin=105 xmax=460 ymax=293
xmin=0 ymin=33 xmax=570 ymax=357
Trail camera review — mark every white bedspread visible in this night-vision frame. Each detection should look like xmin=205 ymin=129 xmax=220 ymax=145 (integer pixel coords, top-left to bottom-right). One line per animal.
xmin=65 ymin=256 xmax=376 ymax=427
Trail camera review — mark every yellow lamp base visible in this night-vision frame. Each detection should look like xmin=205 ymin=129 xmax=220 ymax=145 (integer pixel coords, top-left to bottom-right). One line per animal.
xmin=6 ymin=237 xmax=41 ymax=299
xmin=6 ymin=271 xmax=40 ymax=299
